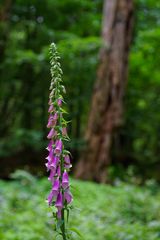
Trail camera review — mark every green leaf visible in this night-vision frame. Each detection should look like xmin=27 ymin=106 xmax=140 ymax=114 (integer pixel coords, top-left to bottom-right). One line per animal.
xmin=69 ymin=227 xmax=84 ymax=239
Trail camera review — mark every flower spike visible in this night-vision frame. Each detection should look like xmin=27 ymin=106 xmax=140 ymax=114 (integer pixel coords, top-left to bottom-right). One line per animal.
xmin=45 ymin=43 xmax=73 ymax=239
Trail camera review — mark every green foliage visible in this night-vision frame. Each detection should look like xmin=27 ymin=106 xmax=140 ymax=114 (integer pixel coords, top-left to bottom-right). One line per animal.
xmin=0 ymin=0 xmax=160 ymax=180
xmin=0 ymin=0 xmax=101 ymax=157
xmin=126 ymin=28 xmax=160 ymax=165
xmin=0 ymin=175 xmax=160 ymax=239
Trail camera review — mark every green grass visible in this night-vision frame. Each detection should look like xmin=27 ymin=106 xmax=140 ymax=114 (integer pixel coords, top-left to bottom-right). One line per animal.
xmin=0 ymin=171 xmax=160 ymax=240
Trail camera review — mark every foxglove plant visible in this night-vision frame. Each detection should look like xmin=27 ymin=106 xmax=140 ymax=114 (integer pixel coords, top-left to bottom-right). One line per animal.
xmin=46 ymin=43 xmax=73 ymax=240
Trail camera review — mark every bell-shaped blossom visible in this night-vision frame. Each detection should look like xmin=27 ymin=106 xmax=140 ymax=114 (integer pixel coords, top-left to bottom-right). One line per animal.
xmin=48 ymin=170 xmax=55 ymax=183
xmin=55 ymin=192 xmax=63 ymax=210
xmin=47 ymin=113 xmax=58 ymax=128
xmin=47 ymin=120 xmax=53 ymax=128
xmin=46 ymin=148 xmax=54 ymax=162
xmin=55 ymin=139 xmax=62 ymax=155
xmin=47 ymin=190 xmax=54 ymax=205
xmin=64 ymin=155 xmax=72 ymax=169
xmin=47 ymin=179 xmax=60 ymax=205
xmin=50 ymin=156 xmax=59 ymax=171
xmin=48 ymin=104 xmax=54 ymax=113
xmin=53 ymin=112 xmax=58 ymax=121
xmin=45 ymin=163 xmax=56 ymax=175
xmin=46 ymin=140 xmax=53 ymax=152
xmin=64 ymin=155 xmax=70 ymax=165
xmin=52 ymin=178 xmax=60 ymax=197
xmin=57 ymin=98 xmax=62 ymax=106
xmin=48 ymin=114 xmax=54 ymax=121
xmin=64 ymin=190 xmax=73 ymax=204
xmin=62 ymin=171 xmax=69 ymax=189
xmin=47 ymin=128 xmax=55 ymax=139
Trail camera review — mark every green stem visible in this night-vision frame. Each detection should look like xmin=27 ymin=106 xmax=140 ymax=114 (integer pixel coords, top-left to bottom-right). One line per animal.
xmin=61 ymin=208 xmax=67 ymax=240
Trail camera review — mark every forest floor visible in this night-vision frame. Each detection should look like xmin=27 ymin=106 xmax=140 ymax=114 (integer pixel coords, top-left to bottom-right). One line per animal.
xmin=0 ymin=171 xmax=160 ymax=240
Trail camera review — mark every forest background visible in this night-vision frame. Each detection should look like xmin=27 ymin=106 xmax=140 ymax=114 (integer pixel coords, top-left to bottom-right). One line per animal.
xmin=0 ymin=0 xmax=160 ymax=182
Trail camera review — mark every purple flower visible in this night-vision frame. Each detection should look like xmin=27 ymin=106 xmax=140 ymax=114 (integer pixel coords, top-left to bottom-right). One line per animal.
xmin=64 ymin=190 xmax=72 ymax=204
xmin=48 ymin=114 xmax=54 ymax=121
xmin=48 ymin=104 xmax=54 ymax=113
xmin=47 ymin=179 xmax=60 ymax=205
xmin=57 ymin=98 xmax=62 ymax=106
xmin=55 ymin=192 xmax=63 ymax=210
xmin=48 ymin=170 xmax=55 ymax=182
xmin=55 ymin=139 xmax=62 ymax=155
xmin=64 ymin=155 xmax=72 ymax=169
xmin=47 ymin=190 xmax=54 ymax=205
xmin=46 ymin=164 xmax=56 ymax=175
xmin=52 ymin=178 xmax=60 ymax=196
xmin=64 ymin=155 xmax=70 ymax=165
xmin=47 ymin=113 xmax=58 ymax=128
xmin=47 ymin=120 xmax=53 ymax=128
xmin=50 ymin=156 xmax=59 ymax=171
xmin=47 ymin=128 xmax=55 ymax=139
xmin=53 ymin=112 xmax=58 ymax=121
xmin=62 ymin=171 xmax=69 ymax=189
xmin=47 ymin=114 xmax=53 ymax=128
xmin=46 ymin=151 xmax=58 ymax=173
xmin=46 ymin=148 xmax=54 ymax=162
xmin=46 ymin=140 xmax=53 ymax=151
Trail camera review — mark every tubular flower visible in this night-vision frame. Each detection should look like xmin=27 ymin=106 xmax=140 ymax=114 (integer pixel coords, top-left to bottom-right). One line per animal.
xmin=62 ymin=171 xmax=69 ymax=189
xmin=55 ymin=139 xmax=63 ymax=155
xmin=47 ymin=128 xmax=55 ymax=139
xmin=45 ymin=43 xmax=73 ymax=229
xmin=48 ymin=104 xmax=54 ymax=113
xmin=57 ymin=98 xmax=62 ymax=106
xmin=46 ymin=140 xmax=53 ymax=151
xmin=64 ymin=190 xmax=72 ymax=204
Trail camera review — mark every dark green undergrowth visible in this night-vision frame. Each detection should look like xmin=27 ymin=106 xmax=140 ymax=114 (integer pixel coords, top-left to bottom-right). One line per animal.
xmin=0 ymin=171 xmax=160 ymax=240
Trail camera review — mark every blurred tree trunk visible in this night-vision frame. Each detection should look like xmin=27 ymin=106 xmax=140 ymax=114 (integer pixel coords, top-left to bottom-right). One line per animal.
xmin=0 ymin=0 xmax=12 ymax=136
xmin=75 ymin=0 xmax=134 ymax=182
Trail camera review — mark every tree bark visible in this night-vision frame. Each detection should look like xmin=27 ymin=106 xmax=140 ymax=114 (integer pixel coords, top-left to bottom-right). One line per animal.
xmin=75 ymin=0 xmax=134 ymax=182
